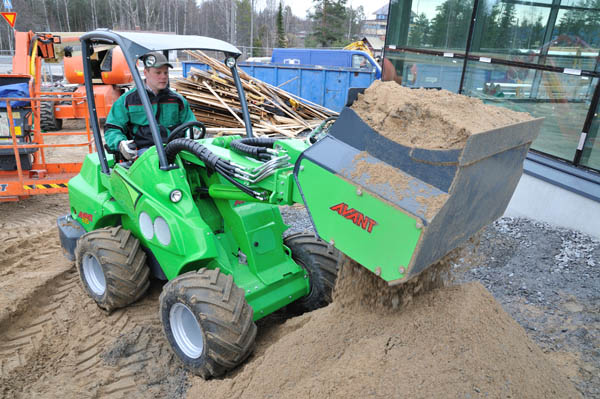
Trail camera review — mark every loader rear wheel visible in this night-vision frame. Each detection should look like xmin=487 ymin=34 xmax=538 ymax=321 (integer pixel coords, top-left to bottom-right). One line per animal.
xmin=159 ymin=268 xmax=257 ymax=379
xmin=40 ymin=101 xmax=62 ymax=131
xmin=284 ymin=232 xmax=341 ymax=314
xmin=75 ymin=226 xmax=150 ymax=312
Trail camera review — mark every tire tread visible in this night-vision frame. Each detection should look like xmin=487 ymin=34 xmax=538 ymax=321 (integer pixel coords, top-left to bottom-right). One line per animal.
xmin=75 ymin=226 xmax=150 ymax=312
xmin=159 ymin=268 xmax=256 ymax=378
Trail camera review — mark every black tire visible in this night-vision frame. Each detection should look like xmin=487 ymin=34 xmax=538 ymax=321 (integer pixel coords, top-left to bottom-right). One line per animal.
xmin=159 ymin=268 xmax=257 ymax=379
xmin=75 ymin=226 xmax=150 ymax=312
xmin=284 ymin=232 xmax=341 ymax=314
xmin=40 ymin=100 xmax=62 ymax=131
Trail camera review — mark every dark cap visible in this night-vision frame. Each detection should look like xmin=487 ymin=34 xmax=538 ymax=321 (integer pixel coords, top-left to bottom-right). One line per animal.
xmin=143 ymin=51 xmax=173 ymax=69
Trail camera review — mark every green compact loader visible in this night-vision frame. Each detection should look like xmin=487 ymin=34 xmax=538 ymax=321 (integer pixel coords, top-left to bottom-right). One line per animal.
xmin=57 ymin=30 xmax=543 ymax=378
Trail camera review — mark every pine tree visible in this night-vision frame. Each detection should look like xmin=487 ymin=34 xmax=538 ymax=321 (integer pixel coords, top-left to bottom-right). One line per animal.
xmin=236 ymin=0 xmax=252 ymax=47
xmin=495 ymin=3 xmax=517 ymax=49
xmin=480 ymin=1 xmax=502 ymax=51
xmin=308 ymin=0 xmax=348 ymax=47
xmin=277 ymin=1 xmax=287 ymax=48
xmin=408 ymin=13 xmax=430 ymax=47
xmin=429 ymin=0 xmax=472 ymax=49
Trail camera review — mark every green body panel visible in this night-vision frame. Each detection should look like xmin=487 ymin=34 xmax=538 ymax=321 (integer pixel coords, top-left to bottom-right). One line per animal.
xmin=67 ymin=140 xmax=310 ymax=321
xmin=296 ymin=158 xmax=423 ymax=282
xmin=68 ymin=153 xmax=120 ymax=229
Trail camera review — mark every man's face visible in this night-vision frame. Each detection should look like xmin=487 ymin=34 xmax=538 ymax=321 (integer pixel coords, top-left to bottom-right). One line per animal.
xmin=144 ymin=65 xmax=169 ymax=93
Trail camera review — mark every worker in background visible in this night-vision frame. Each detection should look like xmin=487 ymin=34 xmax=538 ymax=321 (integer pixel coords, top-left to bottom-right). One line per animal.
xmin=104 ymin=51 xmax=196 ymax=161
xmin=381 ymin=57 xmax=403 ymax=85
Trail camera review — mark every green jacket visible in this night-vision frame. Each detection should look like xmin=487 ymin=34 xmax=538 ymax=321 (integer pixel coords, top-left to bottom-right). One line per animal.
xmin=104 ymin=85 xmax=196 ymax=151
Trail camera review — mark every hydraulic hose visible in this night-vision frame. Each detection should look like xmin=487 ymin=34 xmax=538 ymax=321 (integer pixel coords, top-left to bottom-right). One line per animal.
xmin=29 ymin=39 xmax=39 ymax=76
xmin=166 ymin=137 xmax=221 ymax=169
xmin=165 ymin=138 xmax=263 ymax=199
xmin=308 ymin=116 xmax=338 ymax=144
xmin=230 ymin=137 xmax=277 ymax=160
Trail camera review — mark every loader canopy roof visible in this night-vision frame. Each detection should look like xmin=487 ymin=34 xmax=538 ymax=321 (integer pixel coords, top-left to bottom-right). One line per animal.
xmin=80 ymin=29 xmax=242 ymax=60
xmin=80 ymin=29 xmax=252 ymax=174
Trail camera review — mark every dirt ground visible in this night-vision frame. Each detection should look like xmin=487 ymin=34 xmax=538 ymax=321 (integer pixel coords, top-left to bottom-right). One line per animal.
xmin=0 ymin=194 xmax=187 ymax=398
xmin=0 ymin=85 xmax=594 ymax=397
xmin=0 ymin=194 xmax=592 ymax=399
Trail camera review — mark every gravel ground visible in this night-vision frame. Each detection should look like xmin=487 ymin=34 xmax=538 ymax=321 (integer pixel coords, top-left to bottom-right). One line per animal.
xmin=280 ymin=206 xmax=600 ymax=398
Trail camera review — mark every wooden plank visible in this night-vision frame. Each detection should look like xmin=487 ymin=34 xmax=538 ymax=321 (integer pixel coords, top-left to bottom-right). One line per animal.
xmin=174 ymin=50 xmax=339 ymax=138
xmin=203 ymin=81 xmax=245 ymax=127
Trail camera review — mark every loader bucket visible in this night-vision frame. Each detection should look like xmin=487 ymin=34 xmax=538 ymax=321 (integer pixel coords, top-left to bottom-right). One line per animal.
xmin=294 ymin=107 xmax=543 ymax=285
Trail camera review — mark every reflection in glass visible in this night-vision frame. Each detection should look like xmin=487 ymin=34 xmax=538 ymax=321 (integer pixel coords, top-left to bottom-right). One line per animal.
xmin=472 ymin=0 xmax=549 ymax=58
xmin=462 ymin=61 xmax=595 ymax=162
xmin=388 ymin=0 xmax=474 ymax=50
xmin=581 ymin=94 xmax=600 ymax=170
xmin=385 ymin=51 xmax=465 ymax=91
xmin=385 ymin=0 xmax=600 ymax=170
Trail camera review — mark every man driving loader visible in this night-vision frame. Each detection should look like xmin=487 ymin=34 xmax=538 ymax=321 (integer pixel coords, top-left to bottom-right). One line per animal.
xmin=104 ymin=51 xmax=197 ymax=160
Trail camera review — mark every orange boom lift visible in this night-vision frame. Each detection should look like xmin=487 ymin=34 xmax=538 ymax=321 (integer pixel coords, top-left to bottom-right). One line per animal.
xmin=0 ymin=31 xmax=132 ymax=201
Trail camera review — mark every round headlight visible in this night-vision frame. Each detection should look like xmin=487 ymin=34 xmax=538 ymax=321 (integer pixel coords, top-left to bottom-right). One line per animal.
xmin=139 ymin=211 xmax=154 ymax=240
xmin=154 ymin=217 xmax=171 ymax=246
xmin=225 ymin=57 xmax=236 ymax=68
xmin=170 ymin=189 xmax=183 ymax=203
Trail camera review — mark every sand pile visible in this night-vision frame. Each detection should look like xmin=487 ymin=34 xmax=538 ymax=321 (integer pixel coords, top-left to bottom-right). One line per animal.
xmin=190 ymin=258 xmax=580 ymax=399
xmin=351 ymin=80 xmax=533 ymax=149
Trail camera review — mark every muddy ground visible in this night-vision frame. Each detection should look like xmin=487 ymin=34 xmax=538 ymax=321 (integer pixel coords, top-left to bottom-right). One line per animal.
xmin=0 ymin=196 xmax=597 ymax=398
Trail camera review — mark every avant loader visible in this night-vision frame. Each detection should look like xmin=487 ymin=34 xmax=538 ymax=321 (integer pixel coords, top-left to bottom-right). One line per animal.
xmin=58 ymin=30 xmax=542 ymax=377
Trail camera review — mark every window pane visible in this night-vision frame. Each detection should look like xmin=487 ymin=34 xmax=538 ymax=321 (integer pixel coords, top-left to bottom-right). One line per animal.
xmin=461 ymin=60 xmax=595 ymax=162
xmin=550 ymin=8 xmax=600 ymax=72
xmin=553 ymin=8 xmax=600 ymax=47
xmin=387 ymin=0 xmax=475 ymax=51
xmin=384 ymin=51 xmax=464 ymax=92
xmin=471 ymin=1 xmax=550 ymax=59
xmin=471 ymin=1 xmax=600 ymax=73
xmin=580 ymin=95 xmax=600 ymax=171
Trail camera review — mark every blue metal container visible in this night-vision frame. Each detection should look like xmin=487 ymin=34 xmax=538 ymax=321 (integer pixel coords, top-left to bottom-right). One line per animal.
xmin=181 ymin=61 xmax=376 ymax=112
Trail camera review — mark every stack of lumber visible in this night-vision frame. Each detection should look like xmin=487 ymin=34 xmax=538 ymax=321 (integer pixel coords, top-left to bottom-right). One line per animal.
xmin=172 ymin=51 xmax=338 ymax=137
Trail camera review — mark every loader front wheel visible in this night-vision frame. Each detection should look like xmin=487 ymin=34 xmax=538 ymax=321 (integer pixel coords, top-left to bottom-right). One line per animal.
xmin=75 ymin=226 xmax=150 ymax=312
xmin=159 ymin=268 xmax=257 ymax=379
xmin=284 ymin=232 xmax=341 ymax=314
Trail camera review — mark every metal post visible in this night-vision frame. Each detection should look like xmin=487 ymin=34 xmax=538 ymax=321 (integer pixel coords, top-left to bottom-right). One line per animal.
xmin=230 ymin=63 xmax=254 ymax=138
xmin=81 ymin=39 xmax=109 ymax=175
xmin=250 ymin=0 xmax=254 ymax=58
xmin=126 ymin=57 xmax=172 ymax=170
xmin=531 ymin=0 xmax=561 ymax=99
xmin=458 ymin=0 xmax=480 ymax=94
xmin=574 ymin=80 xmax=600 ymax=165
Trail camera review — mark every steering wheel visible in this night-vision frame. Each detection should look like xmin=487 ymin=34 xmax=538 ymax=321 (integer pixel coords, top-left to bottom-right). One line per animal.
xmin=166 ymin=121 xmax=207 ymax=144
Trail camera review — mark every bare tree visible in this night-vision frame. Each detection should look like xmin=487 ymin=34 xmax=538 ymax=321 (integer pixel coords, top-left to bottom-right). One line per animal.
xmin=141 ymin=0 xmax=158 ymax=30
xmin=229 ymin=0 xmax=236 ymax=43
xmin=54 ymin=0 xmax=63 ymax=31
xmin=43 ymin=0 xmax=51 ymax=31
xmin=62 ymin=0 xmax=71 ymax=31
xmin=0 ymin=0 xmax=311 ymax=51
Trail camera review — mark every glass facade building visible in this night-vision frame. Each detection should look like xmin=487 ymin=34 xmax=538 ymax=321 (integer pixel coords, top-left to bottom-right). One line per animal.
xmin=383 ymin=0 xmax=600 ymax=172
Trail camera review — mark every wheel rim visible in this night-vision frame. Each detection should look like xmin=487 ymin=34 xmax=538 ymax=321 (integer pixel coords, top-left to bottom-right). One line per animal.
xmin=170 ymin=303 xmax=204 ymax=359
xmin=82 ymin=253 xmax=106 ymax=296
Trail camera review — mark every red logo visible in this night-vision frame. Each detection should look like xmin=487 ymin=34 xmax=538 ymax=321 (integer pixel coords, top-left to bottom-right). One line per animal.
xmin=330 ymin=202 xmax=377 ymax=233
xmin=78 ymin=211 xmax=93 ymax=224
xmin=233 ymin=200 xmax=246 ymax=207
